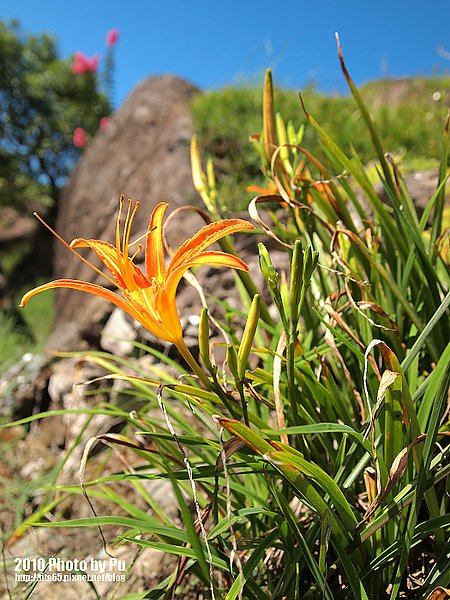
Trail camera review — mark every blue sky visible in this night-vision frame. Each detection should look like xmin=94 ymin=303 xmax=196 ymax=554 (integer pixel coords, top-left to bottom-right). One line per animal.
xmin=2 ymin=0 xmax=450 ymax=106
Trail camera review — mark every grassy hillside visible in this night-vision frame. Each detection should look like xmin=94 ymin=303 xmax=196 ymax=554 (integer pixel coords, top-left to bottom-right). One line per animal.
xmin=191 ymin=76 xmax=450 ymax=209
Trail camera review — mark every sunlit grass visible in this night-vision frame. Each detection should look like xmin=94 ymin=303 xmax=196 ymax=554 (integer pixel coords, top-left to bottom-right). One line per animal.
xmin=192 ymin=75 xmax=450 ymax=210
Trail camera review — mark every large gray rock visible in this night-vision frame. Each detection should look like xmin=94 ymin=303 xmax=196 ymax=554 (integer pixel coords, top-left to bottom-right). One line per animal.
xmin=50 ymin=76 xmax=200 ymax=348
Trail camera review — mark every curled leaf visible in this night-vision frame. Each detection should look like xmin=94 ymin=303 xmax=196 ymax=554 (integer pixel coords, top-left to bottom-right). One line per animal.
xmin=427 ymin=587 xmax=450 ymax=600
xmin=364 ymin=370 xmax=399 ymax=440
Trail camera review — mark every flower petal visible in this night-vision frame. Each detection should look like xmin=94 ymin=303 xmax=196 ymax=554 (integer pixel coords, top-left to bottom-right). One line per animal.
xmin=166 ymin=251 xmax=250 ymax=294
xmin=186 ymin=251 xmax=250 ymax=271
xmin=168 ymin=219 xmax=254 ymax=275
xmin=19 ymin=279 xmax=139 ymax=319
xmin=145 ymin=202 xmax=168 ymax=281
xmin=71 ymin=238 xmax=150 ymax=290
xmin=70 ymin=238 xmax=125 ymax=287
xmin=20 ymin=278 xmax=180 ymax=345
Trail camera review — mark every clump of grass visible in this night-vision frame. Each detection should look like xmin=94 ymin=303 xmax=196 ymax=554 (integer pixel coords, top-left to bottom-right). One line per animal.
xmin=2 ymin=40 xmax=449 ymax=600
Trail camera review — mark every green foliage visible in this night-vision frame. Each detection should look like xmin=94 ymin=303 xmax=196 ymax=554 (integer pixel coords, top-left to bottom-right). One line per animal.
xmin=0 ymin=286 xmax=54 ymax=374
xmin=0 ymin=19 xmax=110 ymax=211
xmin=16 ymin=283 xmax=55 ymax=344
xmin=192 ymin=76 xmax=450 ymax=210
xmin=0 ymin=311 xmax=34 ymax=372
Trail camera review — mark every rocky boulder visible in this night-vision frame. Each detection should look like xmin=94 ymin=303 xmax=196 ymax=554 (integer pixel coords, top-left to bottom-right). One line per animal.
xmin=50 ymin=76 xmax=200 ymax=349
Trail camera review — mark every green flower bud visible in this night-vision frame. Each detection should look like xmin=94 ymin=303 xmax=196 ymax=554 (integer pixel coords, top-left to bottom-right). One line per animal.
xmin=206 ymin=157 xmax=216 ymax=192
xmin=258 ymin=243 xmax=278 ymax=286
xmin=276 ymin=112 xmax=292 ymax=174
xmin=303 ymin=246 xmax=320 ymax=289
xmin=237 ymin=294 xmax=261 ymax=381
xmin=287 ymin=120 xmax=297 ymax=146
xmin=198 ymin=307 xmax=214 ymax=373
xmin=289 ymin=240 xmax=303 ymax=324
xmin=226 ymin=344 xmax=239 ymax=381
xmin=259 ymin=243 xmax=288 ymax=330
xmin=190 ymin=134 xmax=214 ymax=213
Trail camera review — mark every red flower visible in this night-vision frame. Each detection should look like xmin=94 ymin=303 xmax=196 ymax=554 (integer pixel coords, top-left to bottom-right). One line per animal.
xmin=84 ymin=54 xmax=99 ymax=72
xmin=72 ymin=52 xmax=99 ymax=75
xmin=72 ymin=52 xmax=88 ymax=75
xmin=99 ymin=117 xmax=109 ymax=129
xmin=106 ymin=28 xmax=119 ymax=47
xmin=73 ymin=127 xmax=87 ymax=148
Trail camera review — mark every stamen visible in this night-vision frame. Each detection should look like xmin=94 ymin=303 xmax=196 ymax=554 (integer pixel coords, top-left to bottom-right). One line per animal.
xmin=116 ymin=195 xmax=125 ymax=264
xmin=129 ymin=225 xmax=157 ymax=248
xmin=124 ymin=200 xmax=139 ymax=252
xmin=119 ymin=199 xmax=141 ymax=289
xmin=122 ymin=199 xmax=133 ymax=255
xmin=130 ymin=244 xmax=142 ymax=262
xmin=33 ymin=213 xmax=118 ymax=289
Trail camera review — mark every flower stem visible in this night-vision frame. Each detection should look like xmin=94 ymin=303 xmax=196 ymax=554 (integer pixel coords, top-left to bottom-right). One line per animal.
xmin=176 ymin=338 xmax=213 ymax=390
xmin=177 ymin=338 xmax=243 ymax=420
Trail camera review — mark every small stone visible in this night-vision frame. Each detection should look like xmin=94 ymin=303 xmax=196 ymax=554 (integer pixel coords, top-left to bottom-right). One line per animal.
xmin=100 ymin=308 xmax=137 ymax=356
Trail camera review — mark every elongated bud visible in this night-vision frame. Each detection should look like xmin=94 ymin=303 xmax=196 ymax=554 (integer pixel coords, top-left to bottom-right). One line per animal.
xmin=190 ymin=134 xmax=207 ymax=193
xmin=290 ymin=242 xmax=319 ymax=325
xmin=263 ymin=69 xmax=277 ymax=165
xmin=206 ymin=157 xmax=216 ymax=192
xmin=298 ymin=124 xmax=305 ymax=144
xmin=286 ymin=120 xmax=297 ymax=147
xmin=206 ymin=157 xmax=222 ymax=213
xmin=226 ymin=344 xmax=239 ymax=381
xmin=190 ymin=135 xmax=214 ymax=212
xmin=237 ymin=294 xmax=261 ymax=381
xmin=275 ymin=113 xmax=291 ymax=172
xmin=289 ymin=240 xmax=303 ymax=324
xmin=303 ymin=245 xmax=320 ymax=286
xmin=198 ymin=307 xmax=214 ymax=373
xmin=258 ymin=243 xmax=278 ymax=285
xmin=259 ymin=243 xmax=287 ymax=329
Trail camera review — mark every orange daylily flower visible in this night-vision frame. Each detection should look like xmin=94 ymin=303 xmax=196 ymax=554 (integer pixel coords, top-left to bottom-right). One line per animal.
xmin=246 ymin=180 xmax=279 ymax=196
xmin=20 ymin=197 xmax=254 ymax=352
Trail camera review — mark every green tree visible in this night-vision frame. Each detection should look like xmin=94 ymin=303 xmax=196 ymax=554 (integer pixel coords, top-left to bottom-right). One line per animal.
xmin=0 ymin=19 xmax=110 ymax=211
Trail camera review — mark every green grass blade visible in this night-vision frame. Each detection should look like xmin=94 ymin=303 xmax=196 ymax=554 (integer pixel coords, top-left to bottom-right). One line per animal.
xmin=336 ymin=35 xmax=395 ymax=193
xmin=264 ymin=423 xmax=373 ymax=455
xmin=389 ymin=356 xmax=450 ymax=598
xmin=270 ymin=450 xmax=358 ymax=532
xmin=402 ymin=294 xmax=450 ymax=373
xmin=224 ymin=530 xmax=279 ymax=600
xmin=218 ymin=417 xmax=357 ymax=553
xmin=33 ymin=516 xmax=189 ymax=542
xmin=119 ymin=537 xmax=228 ymax=570
xmin=268 ymin=477 xmax=335 ymax=600
xmin=431 ymin=112 xmax=449 ymax=247
xmin=417 ymin=341 xmax=450 ymax=428
xmin=332 ymin=537 xmax=370 ymax=600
